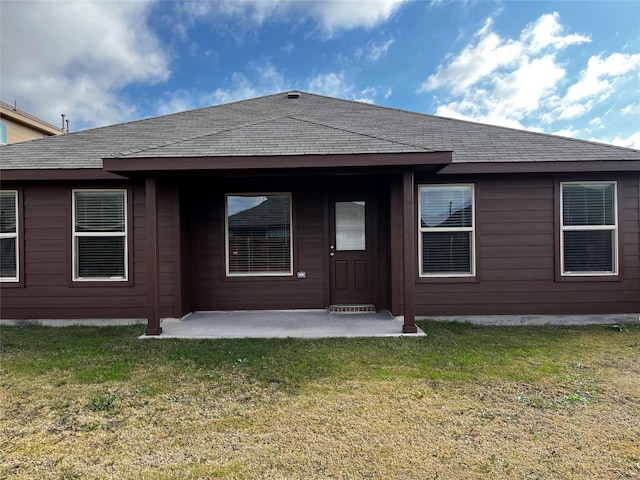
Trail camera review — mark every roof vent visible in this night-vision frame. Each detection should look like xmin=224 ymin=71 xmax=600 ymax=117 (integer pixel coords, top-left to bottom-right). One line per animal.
xmin=287 ymin=91 xmax=301 ymax=99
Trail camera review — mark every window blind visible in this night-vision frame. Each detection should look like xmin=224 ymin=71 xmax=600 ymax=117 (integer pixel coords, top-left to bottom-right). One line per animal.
xmin=419 ymin=185 xmax=474 ymax=276
xmin=561 ymin=183 xmax=616 ymax=274
xmin=73 ymin=191 xmax=127 ymax=280
xmin=0 ymin=191 xmax=18 ymax=279
xmin=227 ymin=194 xmax=292 ymax=275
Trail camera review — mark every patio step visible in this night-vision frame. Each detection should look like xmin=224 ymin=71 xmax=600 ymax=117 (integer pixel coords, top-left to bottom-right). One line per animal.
xmin=328 ymin=304 xmax=376 ymax=314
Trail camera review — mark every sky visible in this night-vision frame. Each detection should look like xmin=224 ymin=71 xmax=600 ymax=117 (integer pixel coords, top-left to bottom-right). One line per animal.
xmin=1 ymin=0 xmax=639 ymax=148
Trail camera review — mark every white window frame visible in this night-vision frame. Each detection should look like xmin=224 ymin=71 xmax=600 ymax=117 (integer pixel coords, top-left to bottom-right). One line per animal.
xmin=72 ymin=189 xmax=128 ymax=281
xmin=0 ymin=190 xmax=19 ymax=282
xmin=560 ymin=181 xmax=618 ymax=276
xmin=225 ymin=192 xmax=293 ymax=277
xmin=418 ymin=184 xmax=476 ymax=278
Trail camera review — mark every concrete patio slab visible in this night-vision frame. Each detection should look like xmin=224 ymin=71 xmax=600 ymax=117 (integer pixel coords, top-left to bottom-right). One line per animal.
xmin=139 ymin=310 xmax=426 ymax=339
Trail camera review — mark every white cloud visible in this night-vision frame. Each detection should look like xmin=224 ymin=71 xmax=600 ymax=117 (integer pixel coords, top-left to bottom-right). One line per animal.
xmin=0 ymin=1 xmax=170 ymax=130
xmin=178 ymin=0 xmax=407 ymax=37
xmin=420 ymin=19 xmax=523 ymax=95
xmin=565 ymin=53 xmax=640 ymax=102
xmin=594 ymin=132 xmax=640 ymax=150
xmin=520 ymin=12 xmax=590 ymax=53
xmin=622 ymin=103 xmax=640 ymax=115
xmin=553 ymin=127 xmax=581 ymax=138
xmin=356 ymin=38 xmax=395 ymax=62
xmin=153 ymin=64 xmax=392 ymax=115
xmin=588 ymin=117 xmax=603 ymax=127
xmin=201 ymin=63 xmax=289 ymax=106
xmin=306 ymin=72 xmax=391 ymax=102
xmin=417 ymin=10 xmax=640 ymax=144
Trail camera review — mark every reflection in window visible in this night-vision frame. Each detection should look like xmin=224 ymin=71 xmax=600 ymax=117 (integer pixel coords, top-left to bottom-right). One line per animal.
xmin=335 ymin=201 xmax=365 ymax=251
xmin=226 ymin=194 xmax=292 ymax=276
xmin=419 ymin=185 xmax=474 ymax=276
xmin=561 ymin=182 xmax=617 ymax=275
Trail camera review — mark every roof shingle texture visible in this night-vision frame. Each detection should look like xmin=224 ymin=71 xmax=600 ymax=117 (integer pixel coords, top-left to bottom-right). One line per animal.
xmin=2 ymin=91 xmax=639 ymax=170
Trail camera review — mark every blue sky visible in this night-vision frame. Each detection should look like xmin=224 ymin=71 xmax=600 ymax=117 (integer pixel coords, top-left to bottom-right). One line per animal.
xmin=2 ymin=1 xmax=639 ymax=148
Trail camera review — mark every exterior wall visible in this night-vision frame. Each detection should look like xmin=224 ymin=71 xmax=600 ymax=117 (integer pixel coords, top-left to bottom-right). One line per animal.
xmin=3 ymin=171 xmax=637 ymax=323
xmin=0 ymin=180 xmax=180 ymax=320
xmin=185 ymin=175 xmax=391 ymax=312
xmin=2 ymin=117 xmax=49 ymax=144
xmin=188 ymin=178 xmax=328 ymax=311
xmin=412 ymin=172 xmax=640 ymax=316
xmin=0 ymin=103 xmax=64 ymax=144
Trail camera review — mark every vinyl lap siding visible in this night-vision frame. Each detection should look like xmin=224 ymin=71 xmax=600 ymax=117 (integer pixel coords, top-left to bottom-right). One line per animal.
xmin=0 ymin=182 xmax=180 ymax=320
xmin=414 ymin=174 xmax=640 ymax=316
xmin=190 ymin=186 xmax=326 ymax=311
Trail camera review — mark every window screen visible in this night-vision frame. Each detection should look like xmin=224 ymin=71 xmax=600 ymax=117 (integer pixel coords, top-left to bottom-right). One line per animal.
xmin=73 ymin=190 xmax=127 ymax=280
xmin=561 ymin=182 xmax=617 ymax=275
xmin=0 ymin=191 xmax=18 ymax=280
xmin=226 ymin=194 xmax=292 ymax=276
xmin=419 ymin=185 xmax=474 ymax=276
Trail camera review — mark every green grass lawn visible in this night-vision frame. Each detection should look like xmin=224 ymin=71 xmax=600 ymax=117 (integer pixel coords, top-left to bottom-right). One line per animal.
xmin=1 ymin=321 xmax=639 ymax=479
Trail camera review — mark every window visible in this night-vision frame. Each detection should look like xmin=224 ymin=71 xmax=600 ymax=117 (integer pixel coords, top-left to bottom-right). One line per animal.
xmin=0 ymin=121 xmax=7 ymax=145
xmin=0 ymin=191 xmax=18 ymax=281
xmin=73 ymin=190 xmax=127 ymax=281
xmin=419 ymin=184 xmax=474 ymax=276
xmin=226 ymin=194 xmax=292 ymax=276
xmin=561 ymin=182 xmax=617 ymax=275
xmin=335 ymin=201 xmax=366 ymax=251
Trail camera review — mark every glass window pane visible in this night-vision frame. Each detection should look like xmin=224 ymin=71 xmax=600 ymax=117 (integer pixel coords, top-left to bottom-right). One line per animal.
xmin=227 ymin=194 xmax=292 ymax=275
xmin=77 ymin=237 xmax=125 ymax=278
xmin=422 ymin=231 xmax=471 ymax=274
xmin=75 ymin=192 xmax=125 ymax=232
xmin=563 ymin=230 xmax=614 ymax=273
xmin=0 ymin=121 xmax=7 ymax=144
xmin=420 ymin=186 xmax=472 ymax=228
xmin=0 ymin=192 xmax=17 ymax=234
xmin=0 ymin=237 xmax=17 ymax=278
xmin=562 ymin=183 xmax=614 ymax=226
xmin=335 ymin=201 xmax=365 ymax=251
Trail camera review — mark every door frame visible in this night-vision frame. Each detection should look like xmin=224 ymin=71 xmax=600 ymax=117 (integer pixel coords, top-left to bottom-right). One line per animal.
xmin=324 ymin=189 xmax=379 ymax=307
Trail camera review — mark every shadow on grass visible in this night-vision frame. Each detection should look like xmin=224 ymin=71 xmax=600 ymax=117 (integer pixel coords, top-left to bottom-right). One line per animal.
xmin=1 ymin=321 xmax=638 ymax=394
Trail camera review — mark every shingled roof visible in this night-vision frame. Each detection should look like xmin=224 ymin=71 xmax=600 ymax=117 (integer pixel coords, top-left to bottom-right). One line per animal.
xmin=2 ymin=91 xmax=639 ymax=175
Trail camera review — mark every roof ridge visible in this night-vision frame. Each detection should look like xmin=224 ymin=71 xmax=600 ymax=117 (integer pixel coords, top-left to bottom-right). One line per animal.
xmin=114 ymin=114 xmax=290 ymax=157
xmin=288 ymin=115 xmax=438 ymax=152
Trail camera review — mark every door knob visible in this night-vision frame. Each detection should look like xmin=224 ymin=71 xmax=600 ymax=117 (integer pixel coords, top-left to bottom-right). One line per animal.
xmin=330 ymin=252 xmax=335 ymax=257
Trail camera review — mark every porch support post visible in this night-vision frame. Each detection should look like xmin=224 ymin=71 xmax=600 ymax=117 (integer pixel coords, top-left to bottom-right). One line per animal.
xmin=402 ymin=171 xmax=417 ymax=333
xmin=145 ymin=176 xmax=162 ymax=335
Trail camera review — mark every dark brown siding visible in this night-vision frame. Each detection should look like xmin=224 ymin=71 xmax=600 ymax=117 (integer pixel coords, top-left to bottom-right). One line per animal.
xmin=0 ymin=181 xmax=181 ymax=320
xmin=189 ymin=178 xmax=327 ymax=311
xmin=413 ymin=173 xmax=640 ymax=316
xmin=187 ymin=175 xmax=393 ymax=312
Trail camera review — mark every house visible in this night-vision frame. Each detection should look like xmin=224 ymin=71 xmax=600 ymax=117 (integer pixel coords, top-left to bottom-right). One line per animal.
xmin=1 ymin=91 xmax=639 ymax=335
xmin=0 ymin=101 xmax=65 ymax=145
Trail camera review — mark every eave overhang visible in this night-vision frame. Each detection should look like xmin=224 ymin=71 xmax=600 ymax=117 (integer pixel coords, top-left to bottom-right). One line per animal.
xmin=0 ymin=169 xmax=127 ymax=181
xmin=101 ymin=151 xmax=454 ymax=174
xmin=438 ymin=160 xmax=640 ymax=174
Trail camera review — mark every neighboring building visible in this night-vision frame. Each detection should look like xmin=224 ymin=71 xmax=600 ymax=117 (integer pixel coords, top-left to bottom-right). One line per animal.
xmin=1 ymin=91 xmax=639 ymax=335
xmin=0 ymin=101 xmax=64 ymax=144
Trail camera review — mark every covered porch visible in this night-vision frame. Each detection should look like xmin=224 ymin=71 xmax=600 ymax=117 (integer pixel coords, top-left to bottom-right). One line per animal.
xmin=103 ymin=151 xmax=452 ymax=337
